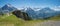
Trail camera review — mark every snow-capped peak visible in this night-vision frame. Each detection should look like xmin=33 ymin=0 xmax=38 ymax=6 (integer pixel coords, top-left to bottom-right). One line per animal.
xmin=32 ymin=8 xmax=41 ymax=11
xmin=5 ymin=4 xmax=12 ymax=7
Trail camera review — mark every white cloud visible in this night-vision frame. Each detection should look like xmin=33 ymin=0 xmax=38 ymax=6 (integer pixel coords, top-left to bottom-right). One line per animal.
xmin=58 ymin=6 xmax=60 ymax=7
xmin=34 ymin=9 xmax=41 ymax=11
xmin=54 ymin=9 xmax=60 ymax=11
xmin=52 ymin=6 xmax=60 ymax=11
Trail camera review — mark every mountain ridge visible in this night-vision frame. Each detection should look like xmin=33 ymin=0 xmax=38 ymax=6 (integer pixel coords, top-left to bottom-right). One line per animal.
xmin=0 ymin=4 xmax=60 ymax=20
xmin=0 ymin=4 xmax=17 ymax=14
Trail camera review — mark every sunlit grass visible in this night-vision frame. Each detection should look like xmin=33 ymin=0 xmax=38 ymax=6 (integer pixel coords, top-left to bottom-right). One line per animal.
xmin=48 ymin=15 xmax=60 ymax=21
xmin=0 ymin=14 xmax=60 ymax=26
xmin=0 ymin=14 xmax=45 ymax=26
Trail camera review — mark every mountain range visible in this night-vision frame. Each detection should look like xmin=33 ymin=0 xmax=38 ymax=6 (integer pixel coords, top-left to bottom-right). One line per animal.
xmin=0 ymin=4 xmax=60 ymax=20
xmin=21 ymin=7 xmax=60 ymax=19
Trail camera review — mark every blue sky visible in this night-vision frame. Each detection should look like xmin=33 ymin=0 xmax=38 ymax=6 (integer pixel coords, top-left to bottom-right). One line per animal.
xmin=0 ymin=0 xmax=60 ymax=8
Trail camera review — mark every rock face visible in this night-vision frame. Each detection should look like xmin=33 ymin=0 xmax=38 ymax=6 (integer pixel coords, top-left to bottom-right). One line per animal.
xmin=12 ymin=10 xmax=32 ymax=20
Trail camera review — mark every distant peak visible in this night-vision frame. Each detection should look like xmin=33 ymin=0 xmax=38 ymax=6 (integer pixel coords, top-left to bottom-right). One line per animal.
xmin=6 ymin=3 xmax=11 ymax=5
xmin=42 ymin=7 xmax=51 ymax=10
xmin=44 ymin=7 xmax=50 ymax=9
xmin=5 ymin=4 xmax=12 ymax=7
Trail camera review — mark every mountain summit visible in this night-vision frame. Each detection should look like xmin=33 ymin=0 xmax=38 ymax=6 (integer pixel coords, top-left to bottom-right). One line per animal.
xmin=1 ymin=4 xmax=17 ymax=13
xmin=4 ymin=4 xmax=12 ymax=7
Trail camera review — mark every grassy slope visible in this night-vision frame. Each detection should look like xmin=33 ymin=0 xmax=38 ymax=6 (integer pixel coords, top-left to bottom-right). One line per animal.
xmin=0 ymin=14 xmax=44 ymax=26
xmin=0 ymin=15 xmax=24 ymax=26
xmin=0 ymin=14 xmax=60 ymax=26
xmin=48 ymin=15 xmax=60 ymax=21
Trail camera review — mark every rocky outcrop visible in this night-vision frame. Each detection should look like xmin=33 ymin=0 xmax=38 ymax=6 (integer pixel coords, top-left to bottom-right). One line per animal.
xmin=12 ymin=10 xmax=32 ymax=20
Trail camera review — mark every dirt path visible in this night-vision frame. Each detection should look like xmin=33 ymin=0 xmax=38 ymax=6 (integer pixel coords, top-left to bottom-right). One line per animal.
xmin=33 ymin=20 xmax=60 ymax=26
